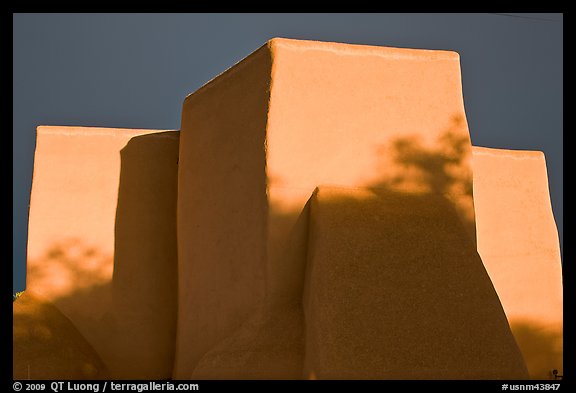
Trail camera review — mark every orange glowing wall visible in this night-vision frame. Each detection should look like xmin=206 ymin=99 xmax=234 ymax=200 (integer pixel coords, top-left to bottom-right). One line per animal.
xmin=176 ymin=37 xmax=478 ymax=378
xmin=18 ymin=38 xmax=562 ymax=381
xmin=472 ymin=147 xmax=563 ymax=379
xmin=24 ymin=126 xmax=179 ymax=379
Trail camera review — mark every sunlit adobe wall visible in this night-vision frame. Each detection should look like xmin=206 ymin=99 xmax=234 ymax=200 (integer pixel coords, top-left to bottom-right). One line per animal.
xmin=16 ymin=38 xmax=562 ymax=381
xmin=23 ymin=126 xmax=179 ymax=379
xmin=472 ymin=147 xmax=563 ymax=379
xmin=176 ymin=37 xmax=480 ymax=378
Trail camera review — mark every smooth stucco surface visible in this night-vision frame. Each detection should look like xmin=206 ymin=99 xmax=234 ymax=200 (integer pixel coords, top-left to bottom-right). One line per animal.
xmin=176 ymin=37 xmax=478 ymax=378
xmin=24 ymin=126 xmax=179 ymax=379
xmin=18 ymin=38 xmax=561 ymax=380
xmin=472 ymin=146 xmax=563 ymax=379
xmin=302 ymin=186 xmax=528 ymax=379
xmin=176 ymin=46 xmax=271 ymax=377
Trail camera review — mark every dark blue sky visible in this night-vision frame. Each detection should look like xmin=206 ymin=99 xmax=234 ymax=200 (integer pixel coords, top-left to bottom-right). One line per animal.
xmin=13 ymin=13 xmax=563 ymax=292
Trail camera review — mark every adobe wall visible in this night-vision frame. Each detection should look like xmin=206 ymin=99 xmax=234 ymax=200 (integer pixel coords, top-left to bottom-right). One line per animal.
xmin=302 ymin=186 xmax=528 ymax=379
xmin=24 ymin=126 xmax=179 ymax=379
xmin=176 ymin=37 xmax=478 ymax=378
xmin=472 ymin=147 xmax=563 ymax=379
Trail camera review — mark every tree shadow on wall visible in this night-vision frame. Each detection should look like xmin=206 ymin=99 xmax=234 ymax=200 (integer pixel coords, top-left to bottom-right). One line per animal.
xmin=368 ymin=119 xmax=563 ymax=380
xmin=15 ymin=131 xmax=179 ymax=380
xmin=27 ymin=239 xmax=113 ymax=307
xmin=23 ymin=240 xmax=115 ymax=377
xmin=299 ymin=186 xmax=530 ymax=379
xmin=193 ymin=114 xmax=486 ymax=379
xmin=367 ymin=114 xmax=476 ymax=245
xmin=14 ymin=244 xmax=111 ymax=380
xmin=510 ymin=320 xmax=563 ymax=380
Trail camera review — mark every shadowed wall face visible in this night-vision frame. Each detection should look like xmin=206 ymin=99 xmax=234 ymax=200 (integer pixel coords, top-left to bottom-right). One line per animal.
xmin=176 ymin=46 xmax=271 ymax=378
xmin=176 ymin=38 xmax=479 ymax=378
xmin=303 ymin=187 xmax=528 ymax=380
xmin=472 ymin=147 xmax=563 ymax=379
xmin=266 ymin=39 xmax=477 ymax=306
xmin=189 ymin=202 xmax=312 ymax=380
xmin=12 ymin=14 xmax=564 ymax=299
xmin=112 ymin=132 xmax=179 ymax=378
xmin=24 ymin=126 xmax=179 ymax=379
xmin=13 ymin=292 xmax=108 ymax=380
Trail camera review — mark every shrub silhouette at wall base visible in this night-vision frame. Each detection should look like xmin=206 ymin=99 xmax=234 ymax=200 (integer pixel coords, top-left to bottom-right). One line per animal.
xmin=24 ymin=126 xmax=179 ymax=379
xmin=13 ymin=292 xmax=108 ymax=380
xmin=15 ymin=38 xmax=562 ymax=380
